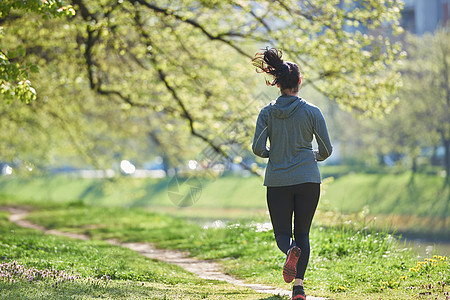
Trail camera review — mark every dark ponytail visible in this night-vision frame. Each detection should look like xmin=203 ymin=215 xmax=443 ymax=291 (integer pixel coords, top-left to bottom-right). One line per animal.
xmin=251 ymin=47 xmax=301 ymax=93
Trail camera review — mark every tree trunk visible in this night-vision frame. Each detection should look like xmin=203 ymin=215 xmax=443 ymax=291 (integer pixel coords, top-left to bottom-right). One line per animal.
xmin=430 ymin=145 xmax=438 ymax=166
xmin=440 ymin=130 xmax=450 ymax=184
xmin=439 ymin=38 xmax=450 ymax=184
xmin=411 ymin=155 xmax=418 ymax=173
xmin=445 ymin=137 xmax=450 ymax=184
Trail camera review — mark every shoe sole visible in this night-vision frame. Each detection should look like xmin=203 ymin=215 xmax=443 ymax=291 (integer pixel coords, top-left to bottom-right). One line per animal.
xmin=283 ymin=246 xmax=301 ymax=283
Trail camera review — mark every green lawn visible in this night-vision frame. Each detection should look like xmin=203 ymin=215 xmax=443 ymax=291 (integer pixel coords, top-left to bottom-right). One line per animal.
xmin=1 ymin=171 xmax=448 ymax=236
xmin=0 ymin=171 xmax=449 ymax=298
xmin=1 ymin=170 xmax=448 ymax=217
xmin=320 ymin=172 xmax=450 ymax=238
xmin=322 ymin=172 xmax=449 ymax=217
xmin=0 ymin=174 xmax=267 ymax=208
xmin=2 ymin=204 xmax=447 ymax=300
xmin=0 ymin=210 xmax=278 ymax=300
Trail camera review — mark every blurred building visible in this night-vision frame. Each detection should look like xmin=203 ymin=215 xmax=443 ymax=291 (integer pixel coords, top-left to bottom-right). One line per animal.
xmin=401 ymin=0 xmax=450 ymax=34
xmin=339 ymin=0 xmax=450 ymax=35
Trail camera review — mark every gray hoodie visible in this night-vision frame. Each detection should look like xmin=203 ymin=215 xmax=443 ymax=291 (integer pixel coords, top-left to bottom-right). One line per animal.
xmin=252 ymin=95 xmax=332 ymax=187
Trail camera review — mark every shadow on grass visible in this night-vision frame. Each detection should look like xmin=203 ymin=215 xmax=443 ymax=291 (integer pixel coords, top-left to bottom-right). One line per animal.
xmin=131 ymin=178 xmax=171 ymax=207
xmin=77 ymin=181 xmax=104 ymax=204
xmin=0 ymin=279 xmax=287 ymax=300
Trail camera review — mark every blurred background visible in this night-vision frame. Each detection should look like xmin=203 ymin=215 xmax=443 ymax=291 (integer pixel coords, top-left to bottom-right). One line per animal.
xmin=1 ymin=0 xmax=449 ymax=255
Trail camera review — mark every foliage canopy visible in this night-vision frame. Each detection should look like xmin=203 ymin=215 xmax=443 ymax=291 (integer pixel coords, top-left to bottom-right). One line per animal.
xmin=0 ymin=0 xmax=405 ymax=169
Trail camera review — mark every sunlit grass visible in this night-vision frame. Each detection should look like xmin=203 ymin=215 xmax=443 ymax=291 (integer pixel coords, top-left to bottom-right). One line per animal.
xmin=21 ymin=206 xmax=450 ymax=299
xmin=0 ymin=171 xmax=447 ymax=218
xmin=1 ymin=172 xmax=449 ymax=299
xmin=0 ymin=211 xmax=282 ymax=299
xmin=322 ymin=172 xmax=449 ymax=217
xmin=320 ymin=173 xmax=450 ymax=238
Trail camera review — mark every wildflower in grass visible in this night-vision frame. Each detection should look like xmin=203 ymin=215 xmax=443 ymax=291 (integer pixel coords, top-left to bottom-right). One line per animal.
xmin=408 ymin=255 xmax=449 ymax=278
xmin=0 ymin=260 xmax=105 ymax=288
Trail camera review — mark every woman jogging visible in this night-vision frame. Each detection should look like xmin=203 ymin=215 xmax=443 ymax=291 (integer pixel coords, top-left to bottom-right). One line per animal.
xmin=251 ymin=48 xmax=332 ymax=300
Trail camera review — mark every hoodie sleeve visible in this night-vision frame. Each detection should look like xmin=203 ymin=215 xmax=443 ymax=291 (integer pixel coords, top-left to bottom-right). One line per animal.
xmin=313 ymin=108 xmax=332 ymax=161
xmin=252 ymin=108 xmax=270 ymax=158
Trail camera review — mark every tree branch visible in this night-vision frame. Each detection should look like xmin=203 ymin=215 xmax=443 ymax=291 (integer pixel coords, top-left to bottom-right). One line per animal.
xmin=71 ymin=0 xmax=97 ymax=21
xmin=72 ymin=1 xmax=166 ymax=111
xmin=129 ymin=0 xmax=252 ymax=59
xmin=133 ymin=10 xmax=259 ymax=176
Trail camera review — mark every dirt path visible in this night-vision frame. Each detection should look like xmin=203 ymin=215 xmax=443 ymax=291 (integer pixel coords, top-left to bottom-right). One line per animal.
xmin=2 ymin=206 xmax=327 ymax=300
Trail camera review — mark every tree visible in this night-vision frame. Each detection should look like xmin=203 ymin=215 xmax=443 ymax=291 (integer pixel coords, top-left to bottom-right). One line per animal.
xmin=1 ymin=0 xmax=405 ymax=172
xmin=338 ymin=29 xmax=450 ymax=182
xmin=0 ymin=0 xmax=75 ymax=103
xmin=396 ymin=29 xmax=450 ymax=182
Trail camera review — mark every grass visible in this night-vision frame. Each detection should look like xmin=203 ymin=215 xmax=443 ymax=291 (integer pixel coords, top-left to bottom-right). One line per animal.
xmin=1 ymin=171 xmax=449 ymax=298
xmin=0 ymin=174 xmax=267 ymax=208
xmin=10 ymin=204 xmax=448 ymax=300
xmin=321 ymin=173 xmax=450 ymax=238
xmin=322 ymin=172 xmax=449 ymax=217
xmin=0 ymin=210 xmax=280 ymax=299
xmin=1 ymin=170 xmax=448 ymax=237
xmin=1 ymin=170 xmax=448 ymax=215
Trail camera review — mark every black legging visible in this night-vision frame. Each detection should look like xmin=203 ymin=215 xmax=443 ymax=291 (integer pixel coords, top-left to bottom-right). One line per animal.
xmin=267 ymin=182 xmax=320 ymax=280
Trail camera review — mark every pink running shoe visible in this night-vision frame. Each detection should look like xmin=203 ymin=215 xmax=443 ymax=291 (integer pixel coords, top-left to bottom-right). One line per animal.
xmin=291 ymin=285 xmax=306 ymax=300
xmin=283 ymin=246 xmax=301 ymax=283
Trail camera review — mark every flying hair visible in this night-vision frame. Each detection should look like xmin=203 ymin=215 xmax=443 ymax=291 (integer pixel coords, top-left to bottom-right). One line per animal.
xmin=251 ymin=47 xmax=301 ymax=92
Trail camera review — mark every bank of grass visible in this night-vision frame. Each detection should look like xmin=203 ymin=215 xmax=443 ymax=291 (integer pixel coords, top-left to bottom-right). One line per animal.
xmin=0 ymin=174 xmax=267 ymax=208
xmin=0 ymin=210 xmax=278 ymax=300
xmin=320 ymin=172 xmax=450 ymax=238
xmin=1 ymin=171 xmax=449 ymax=237
xmin=14 ymin=205 xmax=449 ymax=300
xmin=322 ymin=172 xmax=449 ymax=217
xmin=0 ymin=170 xmax=448 ymax=214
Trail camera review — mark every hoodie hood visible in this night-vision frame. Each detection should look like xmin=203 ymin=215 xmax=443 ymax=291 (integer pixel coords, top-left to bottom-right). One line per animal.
xmin=271 ymin=95 xmax=306 ymax=119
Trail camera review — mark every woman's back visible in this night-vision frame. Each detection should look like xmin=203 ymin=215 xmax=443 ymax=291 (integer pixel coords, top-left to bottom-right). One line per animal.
xmin=253 ymin=95 xmax=332 ymax=187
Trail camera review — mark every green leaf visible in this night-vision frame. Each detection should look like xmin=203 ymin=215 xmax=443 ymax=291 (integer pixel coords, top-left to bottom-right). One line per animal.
xmin=29 ymin=64 xmax=40 ymax=73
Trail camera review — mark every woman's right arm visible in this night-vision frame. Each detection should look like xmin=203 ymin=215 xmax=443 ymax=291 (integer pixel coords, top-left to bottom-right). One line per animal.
xmin=252 ymin=109 xmax=270 ymax=158
xmin=313 ymin=108 xmax=332 ymax=161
